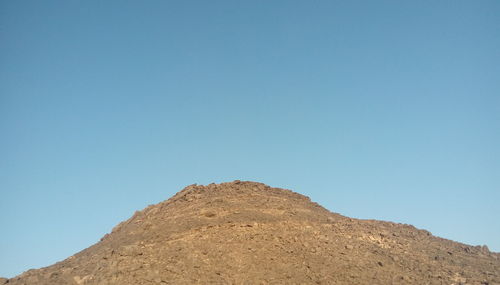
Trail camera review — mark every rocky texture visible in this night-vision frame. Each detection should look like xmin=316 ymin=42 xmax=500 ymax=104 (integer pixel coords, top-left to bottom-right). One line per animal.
xmin=6 ymin=181 xmax=500 ymax=284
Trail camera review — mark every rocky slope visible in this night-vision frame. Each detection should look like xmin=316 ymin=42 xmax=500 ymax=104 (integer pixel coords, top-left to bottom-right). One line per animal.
xmin=3 ymin=181 xmax=500 ymax=284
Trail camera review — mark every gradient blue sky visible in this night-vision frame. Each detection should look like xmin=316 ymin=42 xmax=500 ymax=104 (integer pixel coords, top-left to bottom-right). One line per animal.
xmin=1 ymin=0 xmax=499 ymax=278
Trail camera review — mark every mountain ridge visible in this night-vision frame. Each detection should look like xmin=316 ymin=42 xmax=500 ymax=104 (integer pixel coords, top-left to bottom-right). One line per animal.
xmin=4 ymin=181 xmax=500 ymax=284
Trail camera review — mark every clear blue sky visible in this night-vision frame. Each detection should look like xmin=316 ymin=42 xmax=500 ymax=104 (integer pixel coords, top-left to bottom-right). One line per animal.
xmin=1 ymin=0 xmax=499 ymax=278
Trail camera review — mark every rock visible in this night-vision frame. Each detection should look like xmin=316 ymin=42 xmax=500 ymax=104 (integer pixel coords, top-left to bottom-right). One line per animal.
xmin=481 ymin=245 xmax=490 ymax=254
xmin=4 ymin=181 xmax=500 ymax=285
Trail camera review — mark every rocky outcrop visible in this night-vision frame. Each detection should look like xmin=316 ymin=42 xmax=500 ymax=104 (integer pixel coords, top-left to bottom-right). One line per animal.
xmin=6 ymin=181 xmax=500 ymax=284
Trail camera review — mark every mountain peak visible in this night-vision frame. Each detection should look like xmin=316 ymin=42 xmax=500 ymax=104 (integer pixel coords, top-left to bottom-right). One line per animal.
xmin=5 ymin=182 xmax=500 ymax=284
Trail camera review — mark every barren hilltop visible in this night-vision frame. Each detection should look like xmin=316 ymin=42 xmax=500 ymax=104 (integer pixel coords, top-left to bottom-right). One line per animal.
xmin=3 ymin=181 xmax=499 ymax=284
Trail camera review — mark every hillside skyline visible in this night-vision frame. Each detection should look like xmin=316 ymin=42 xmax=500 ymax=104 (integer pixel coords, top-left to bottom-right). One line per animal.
xmin=4 ymin=181 xmax=500 ymax=284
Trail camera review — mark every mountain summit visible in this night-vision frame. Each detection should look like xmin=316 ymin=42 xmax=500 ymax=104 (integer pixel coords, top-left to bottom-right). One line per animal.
xmin=4 ymin=181 xmax=499 ymax=284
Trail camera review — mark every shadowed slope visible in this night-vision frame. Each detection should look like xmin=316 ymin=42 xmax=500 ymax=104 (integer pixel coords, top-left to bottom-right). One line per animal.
xmin=4 ymin=181 xmax=500 ymax=284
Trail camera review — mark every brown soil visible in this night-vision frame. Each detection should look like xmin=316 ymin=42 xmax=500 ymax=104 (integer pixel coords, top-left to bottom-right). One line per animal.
xmin=3 ymin=181 xmax=500 ymax=284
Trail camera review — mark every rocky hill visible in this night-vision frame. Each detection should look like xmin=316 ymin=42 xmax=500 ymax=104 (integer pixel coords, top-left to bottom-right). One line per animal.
xmin=3 ymin=181 xmax=499 ymax=284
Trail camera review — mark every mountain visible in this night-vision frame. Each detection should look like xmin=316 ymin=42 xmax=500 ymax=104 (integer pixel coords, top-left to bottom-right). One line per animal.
xmin=3 ymin=181 xmax=499 ymax=284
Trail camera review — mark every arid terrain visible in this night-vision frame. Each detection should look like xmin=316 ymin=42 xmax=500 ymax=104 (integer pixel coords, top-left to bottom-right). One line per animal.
xmin=3 ymin=181 xmax=499 ymax=284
